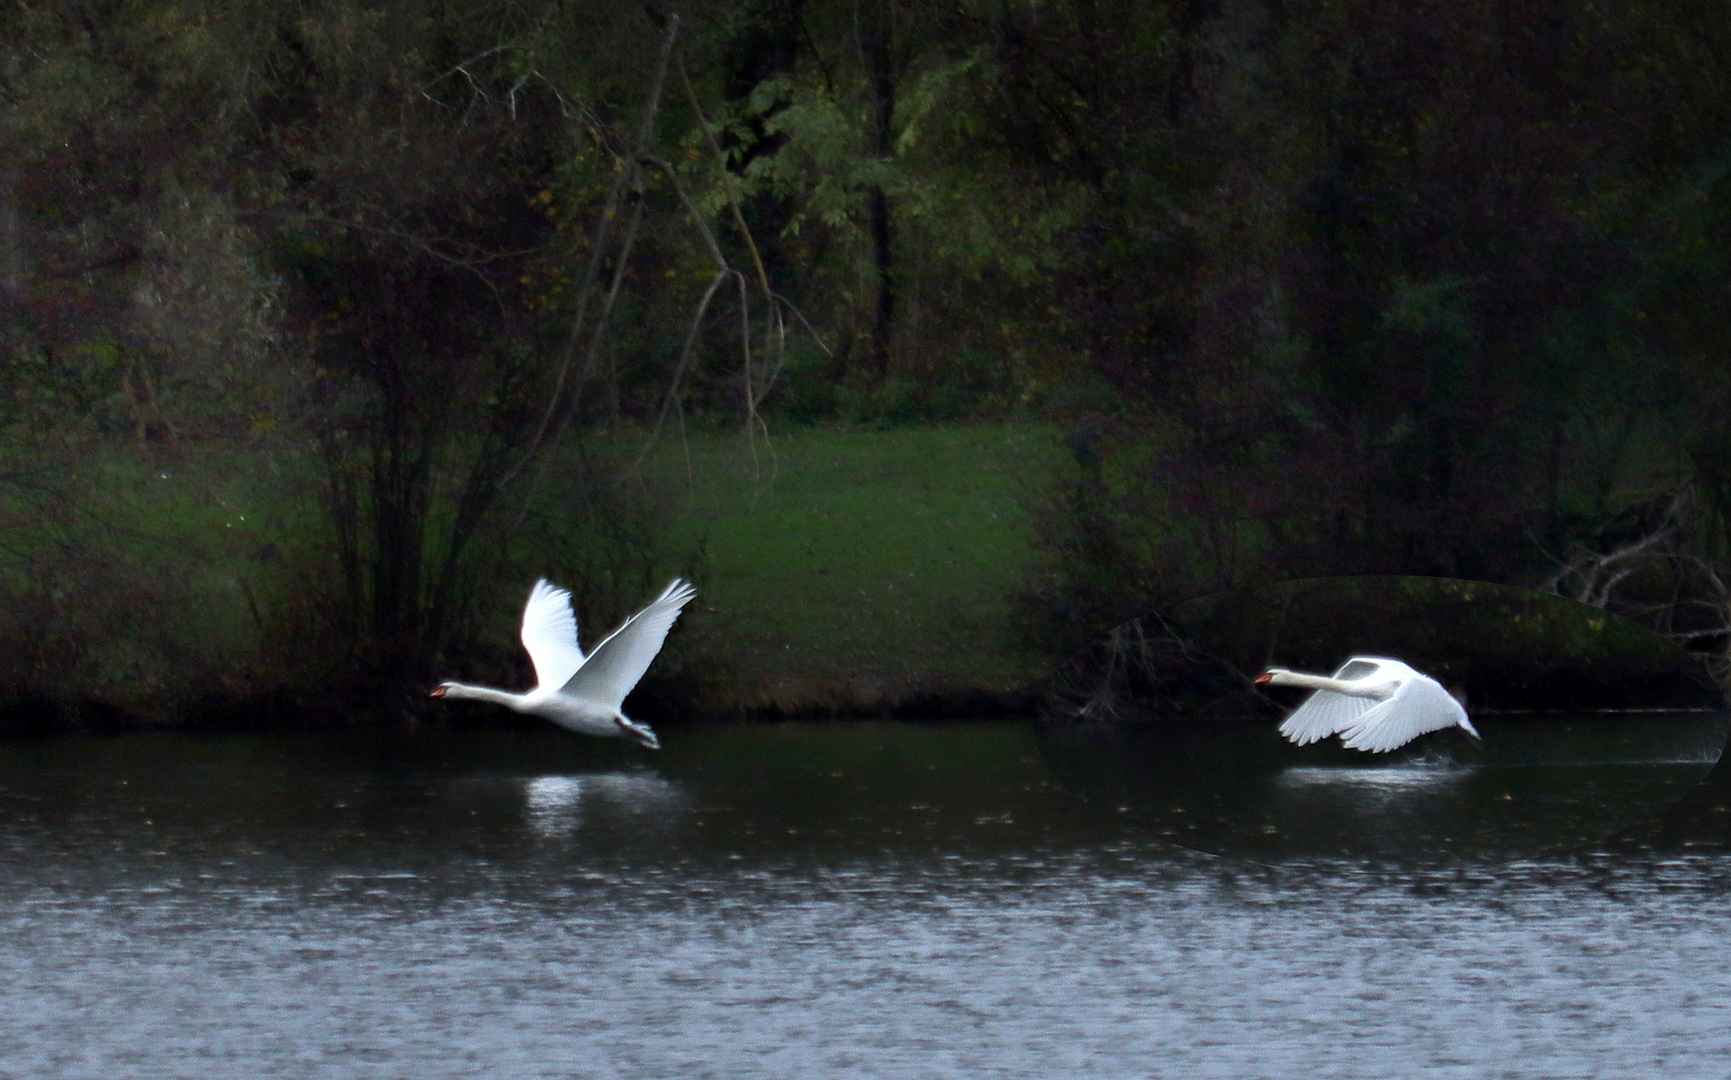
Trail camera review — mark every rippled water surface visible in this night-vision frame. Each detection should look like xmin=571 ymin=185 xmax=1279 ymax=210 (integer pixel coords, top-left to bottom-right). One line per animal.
xmin=1036 ymin=711 xmax=1729 ymax=861
xmin=4 ymin=720 xmax=1731 ymax=1078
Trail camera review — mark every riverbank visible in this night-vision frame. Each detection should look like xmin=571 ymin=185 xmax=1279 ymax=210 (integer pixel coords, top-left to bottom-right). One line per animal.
xmin=0 ymin=422 xmax=1072 ymax=734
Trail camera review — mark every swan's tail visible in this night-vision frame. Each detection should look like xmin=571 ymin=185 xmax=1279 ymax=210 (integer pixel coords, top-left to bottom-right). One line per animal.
xmin=615 ymin=715 xmax=660 ymax=750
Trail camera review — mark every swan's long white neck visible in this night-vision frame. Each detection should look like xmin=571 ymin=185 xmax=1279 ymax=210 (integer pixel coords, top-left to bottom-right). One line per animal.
xmin=1262 ymin=669 xmax=1379 ymax=697
xmin=436 ymin=683 xmax=534 ymax=710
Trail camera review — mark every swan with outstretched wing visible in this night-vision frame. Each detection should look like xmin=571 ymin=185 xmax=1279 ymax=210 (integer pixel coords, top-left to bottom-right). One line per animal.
xmin=431 ymin=578 xmax=696 ymax=748
xmin=1256 ymin=657 xmax=1479 ymax=753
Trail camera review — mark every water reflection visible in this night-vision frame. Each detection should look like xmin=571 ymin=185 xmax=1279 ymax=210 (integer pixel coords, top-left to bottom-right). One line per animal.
xmin=1038 ymin=576 xmax=1729 ymax=861
xmin=0 ymin=722 xmax=1081 ymax=874
xmin=3 ymin=722 xmax=1731 ymax=1078
xmin=1274 ymin=763 xmax=1473 ymax=789
xmin=520 ymin=772 xmax=688 ymax=837
xmin=523 ymin=774 xmax=584 ymax=834
xmin=1041 ymin=709 xmax=1730 ymax=862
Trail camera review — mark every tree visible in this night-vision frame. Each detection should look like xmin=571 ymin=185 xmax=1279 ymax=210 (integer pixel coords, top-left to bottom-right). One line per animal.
xmin=0 ymin=0 xmax=754 ymax=699
xmin=1007 ymin=0 xmax=1731 ymax=651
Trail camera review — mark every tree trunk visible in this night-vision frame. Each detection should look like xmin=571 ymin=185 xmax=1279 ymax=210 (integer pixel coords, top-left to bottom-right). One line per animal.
xmin=863 ymin=0 xmax=896 ymax=383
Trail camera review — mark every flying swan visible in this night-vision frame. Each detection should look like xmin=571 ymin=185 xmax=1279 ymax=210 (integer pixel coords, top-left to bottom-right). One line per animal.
xmin=431 ymin=578 xmax=696 ymax=748
xmin=1255 ymin=657 xmax=1481 ymax=753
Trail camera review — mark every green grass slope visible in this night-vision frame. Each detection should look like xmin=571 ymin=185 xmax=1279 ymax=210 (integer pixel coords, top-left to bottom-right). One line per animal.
xmin=653 ymin=423 xmax=1065 ymax=704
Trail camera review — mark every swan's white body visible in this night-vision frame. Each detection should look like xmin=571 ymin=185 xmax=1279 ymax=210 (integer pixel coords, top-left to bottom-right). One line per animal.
xmin=1256 ymin=657 xmax=1480 ymax=753
xmin=431 ymin=578 xmax=696 ymax=748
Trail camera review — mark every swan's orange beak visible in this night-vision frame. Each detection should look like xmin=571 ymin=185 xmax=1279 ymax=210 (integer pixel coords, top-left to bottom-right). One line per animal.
xmin=1254 ymin=671 xmax=1272 ymax=685
xmin=429 ymin=685 xmax=447 ymax=698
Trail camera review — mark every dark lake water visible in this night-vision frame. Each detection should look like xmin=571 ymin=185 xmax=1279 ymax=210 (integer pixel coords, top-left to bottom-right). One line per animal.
xmin=5 ymin=719 xmax=1731 ymax=1078
xmin=1037 ymin=711 xmax=1729 ymax=861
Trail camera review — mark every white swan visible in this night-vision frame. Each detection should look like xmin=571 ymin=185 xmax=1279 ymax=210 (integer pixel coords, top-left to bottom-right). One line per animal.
xmin=1255 ymin=657 xmax=1481 ymax=753
xmin=431 ymin=578 xmax=696 ymax=748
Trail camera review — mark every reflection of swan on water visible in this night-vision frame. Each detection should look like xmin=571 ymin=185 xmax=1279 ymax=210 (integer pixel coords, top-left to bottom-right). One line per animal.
xmin=1257 ymin=657 xmax=1481 ymax=752
xmin=525 ymin=775 xmax=586 ymax=815
xmin=523 ymin=772 xmax=687 ymax=836
xmin=1275 ymin=762 xmax=1474 ymax=790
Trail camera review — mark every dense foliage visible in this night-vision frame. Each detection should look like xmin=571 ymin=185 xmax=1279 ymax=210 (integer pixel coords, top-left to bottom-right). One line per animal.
xmin=3 ymin=0 xmax=1731 ymax=708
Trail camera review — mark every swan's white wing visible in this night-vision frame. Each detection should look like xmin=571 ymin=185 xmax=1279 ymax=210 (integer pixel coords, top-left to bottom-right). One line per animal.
xmin=1338 ymin=675 xmax=1468 ymax=753
xmin=1279 ymin=689 xmax=1378 ymax=746
xmin=520 ymin=579 xmax=585 ymax=692
xmin=561 ymin=579 xmax=697 ymax=709
xmin=1277 ymin=658 xmax=1388 ymax=745
xmin=1334 ymin=658 xmax=1387 ymax=681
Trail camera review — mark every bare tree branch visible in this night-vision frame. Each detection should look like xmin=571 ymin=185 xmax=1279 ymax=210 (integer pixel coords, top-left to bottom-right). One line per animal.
xmin=674 ymin=49 xmax=791 ymax=443
xmin=502 ymin=12 xmax=682 ymax=489
xmin=635 ymin=268 xmax=737 ymax=474
xmin=1542 ymin=483 xmax=1731 ymax=683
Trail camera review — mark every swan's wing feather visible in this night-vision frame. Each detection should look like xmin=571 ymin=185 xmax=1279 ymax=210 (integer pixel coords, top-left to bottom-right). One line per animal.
xmin=561 ymin=579 xmax=697 ymax=708
xmin=1338 ymin=676 xmax=1467 ymax=753
xmin=1332 ymin=658 xmax=1386 ymax=681
xmin=1279 ymin=688 xmax=1378 ymax=746
xmin=520 ymin=579 xmax=585 ymax=691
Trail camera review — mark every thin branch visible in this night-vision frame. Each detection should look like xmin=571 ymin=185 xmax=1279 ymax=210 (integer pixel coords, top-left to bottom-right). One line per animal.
xmin=771 ymin=290 xmax=833 ymax=356
xmin=736 ymin=266 xmax=756 ymax=414
xmin=676 ymin=47 xmax=784 ymax=449
xmin=415 ymin=43 xmax=518 ymax=98
xmin=285 ymin=210 xmax=546 ymax=286
xmin=509 ymin=197 xmax=646 ymax=529
xmin=635 ymin=268 xmax=736 ymax=473
xmin=501 ymin=12 xmax=681 ymax=489
xmin=640 ymin=155 xmax=728 ymax=269
xmin=676 ymin=53 xmax=773 ymax=303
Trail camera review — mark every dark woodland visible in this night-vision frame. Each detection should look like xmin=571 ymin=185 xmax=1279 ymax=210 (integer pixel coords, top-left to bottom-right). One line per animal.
xmin=4 ymin=0 xmax=1731 ymax=718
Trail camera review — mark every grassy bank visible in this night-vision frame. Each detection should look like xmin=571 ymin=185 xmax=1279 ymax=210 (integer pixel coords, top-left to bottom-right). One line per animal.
xmin=647 ymin=423 xmax=1068 ymax=713
xmin=0 ymin=422 xmax=1073 ymax=726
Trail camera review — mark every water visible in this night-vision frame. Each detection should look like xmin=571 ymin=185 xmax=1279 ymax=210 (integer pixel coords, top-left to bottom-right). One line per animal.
xmin=4 ymin=720 xmax=1731 ymax=1078
xmin=1036 ymin=710 xmax=1729 ymax=861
